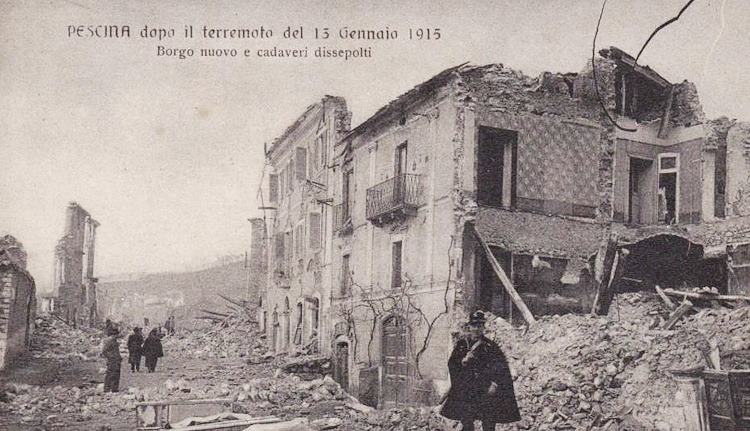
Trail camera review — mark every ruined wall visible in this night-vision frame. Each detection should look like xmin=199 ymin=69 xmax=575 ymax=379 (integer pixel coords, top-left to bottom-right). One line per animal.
xmin=456 ymin=60 xmax=618 ymax=223
xmin=725 ymin=121 xmax=750 ymax=217
xmin=0 ymin=265 xmax=35 ymax=369
xmin=54 ymin=202 xmax=98 ymax=325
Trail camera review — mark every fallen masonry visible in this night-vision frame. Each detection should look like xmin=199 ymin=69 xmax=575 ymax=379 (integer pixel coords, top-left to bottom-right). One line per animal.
xmin=2 ymin=293 xmax=750 ymax=430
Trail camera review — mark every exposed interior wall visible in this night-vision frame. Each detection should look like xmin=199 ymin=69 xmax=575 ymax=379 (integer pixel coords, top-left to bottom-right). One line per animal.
xmin=474 ymin=113 xmax=601 ymax=218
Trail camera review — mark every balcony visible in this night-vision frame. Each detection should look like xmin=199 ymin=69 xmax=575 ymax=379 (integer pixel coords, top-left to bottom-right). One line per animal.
xmin=366 ymin=174 xmax=423 ymax=226
xmin=333 ymin=203 xmax=352 ymax=235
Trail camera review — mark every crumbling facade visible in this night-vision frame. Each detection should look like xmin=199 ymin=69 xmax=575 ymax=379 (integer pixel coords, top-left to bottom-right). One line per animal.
xmin=0 ymin=235 xmax=36 ymax=369
xmin=262 ymin=96 xmax=351 ymax=356
xmin=260 ymin=48 xmax=750 ymax=409
xmin=53 ymin=202 xmax=100 ymax=326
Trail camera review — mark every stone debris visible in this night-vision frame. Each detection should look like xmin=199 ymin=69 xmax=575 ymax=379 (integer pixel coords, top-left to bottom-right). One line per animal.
xmin=487 ymin=292 xmax=750 ymax=430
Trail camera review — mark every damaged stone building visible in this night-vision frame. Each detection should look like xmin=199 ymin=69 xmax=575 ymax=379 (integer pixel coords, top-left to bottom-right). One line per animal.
xmin=262 ymin=96 xmax=351 ymax=356
xmin=261 ymin=47 xmax=750 ymax=408
xmin=0 ymin=235 xmax=36 ymax=370
xmin=52 ymin=202 xmax=100 ymax=327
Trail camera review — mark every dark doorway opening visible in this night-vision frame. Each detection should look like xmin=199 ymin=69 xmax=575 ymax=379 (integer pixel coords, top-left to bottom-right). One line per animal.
xmin=477 ymin=127 xmax=517 ymax=208
xmin=618 ymin=235 xmax=727 ymax=293
xmin=658 ymin=173 xmax=677 ymax=224
xmin=629 ymin=157 xmax=654 ymax=224
xmin=475 ymin=245 xmax=516 ymax=322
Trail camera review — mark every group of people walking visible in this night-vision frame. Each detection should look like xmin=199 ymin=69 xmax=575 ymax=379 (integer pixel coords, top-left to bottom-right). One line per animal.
xmin=99 ymin=320 xmax=165 ymax=393
xmin=126 ymin=327 xmax=164 ymax=373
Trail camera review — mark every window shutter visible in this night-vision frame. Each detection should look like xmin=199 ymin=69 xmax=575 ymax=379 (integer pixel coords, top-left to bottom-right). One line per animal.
xmin=391 ymin=241 xmax=403 ymax=288
xmin=275 ymin=234 xmax=285 ymax=272
xmin=269 ymin=174 xmax=279 ymax=203
xmin=296 ymin=147 xmax=307 ymax=181
xmin=309 ymin=213 xmax=321 ymax=249
xmin=287 ymin=161 xmax=294 ymax=191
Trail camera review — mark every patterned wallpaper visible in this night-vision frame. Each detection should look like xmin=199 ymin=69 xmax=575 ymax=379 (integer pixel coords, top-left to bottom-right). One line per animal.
xmin=477 ymin=112 xmax=601 ymax=208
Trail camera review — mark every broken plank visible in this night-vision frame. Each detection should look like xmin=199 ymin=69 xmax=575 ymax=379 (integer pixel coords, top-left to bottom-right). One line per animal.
xmin=663 ymin=300 xmax=694 ymax=330
xmin=473 ymin=227 xmax=536 ymax=325
xmin=655 ymin=286 xmax=676 ymax=310
xmin=200 ymin=309 xmax=230 ymax=317
xmin=661 ymin=289 xmax=750 ymax=302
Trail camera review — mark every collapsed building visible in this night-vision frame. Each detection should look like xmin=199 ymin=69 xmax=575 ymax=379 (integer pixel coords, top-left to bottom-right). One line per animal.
xmin=260 ymin=47 xmax=750 ymax=407
xmin=52 ymin=202 xmax=100 ymax=327
xmin=0 ymin=235 xmax=36 ymax=369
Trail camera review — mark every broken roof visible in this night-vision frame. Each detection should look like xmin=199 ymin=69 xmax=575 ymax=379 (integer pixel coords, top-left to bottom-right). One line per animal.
xmin=266 ymin=95 xmax=346 ymax=158
xmin=614 ymin=216 xmax=750 ymax=250
xmin=476 ymin=206 xmax=606 ymax=260
xmin=340 ymin=63 xmax=468 ymax=144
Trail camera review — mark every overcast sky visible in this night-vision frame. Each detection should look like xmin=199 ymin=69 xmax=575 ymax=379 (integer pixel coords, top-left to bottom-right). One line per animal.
xmin=1 ymin=0 xmax=747 ymax=292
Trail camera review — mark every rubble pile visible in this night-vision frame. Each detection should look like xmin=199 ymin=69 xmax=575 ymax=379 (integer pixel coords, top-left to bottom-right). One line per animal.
xmin=30 ymin=314 xmax=102 ymax=361
xmin=165 ymin=312 xmax=266 ymax=360
xmin=489 ymin=292 xmax=750 ymax=431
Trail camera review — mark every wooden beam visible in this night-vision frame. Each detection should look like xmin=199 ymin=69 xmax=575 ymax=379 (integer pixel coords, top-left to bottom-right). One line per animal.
xmin=658 ymin=85 xmax=675 ymax=138
xmin=663 ymin=300 xmax=693 ymax=330
xmin=655 ymin=285 xmax=676 ymax=310
xmin=661 ymin=288 xmax=750 ymax=302
xmin=592 ymin=232 xmax=619 ymax=315
xmin=472 ymin=227 xmax=536 ymax=324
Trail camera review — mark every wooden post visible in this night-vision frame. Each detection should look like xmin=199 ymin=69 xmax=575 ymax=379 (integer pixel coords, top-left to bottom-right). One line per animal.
xmin=473 ymin=227 xmax=536 ymax=325
xmin=663 ymin=300 xmax=693 ymax=330
xmin=591 ymin=232 xmax=619 ymax=315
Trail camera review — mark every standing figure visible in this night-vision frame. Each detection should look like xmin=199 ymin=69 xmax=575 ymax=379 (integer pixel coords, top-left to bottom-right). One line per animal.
xmin=142 ymin=328 xmax=164 ymax=373
xmin=440 ymin=311 xmax=521 ymax=430
xmin=101 ymin=326 xmax=122 ymax=393
xmin=127 ymin=327 xmax=144 ymax=372
xmin=168 ymin=316 xmax=176 ymax=335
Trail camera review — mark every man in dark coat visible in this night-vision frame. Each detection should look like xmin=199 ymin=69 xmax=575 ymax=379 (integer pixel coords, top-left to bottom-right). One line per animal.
xmin=142 ymin=328 xmax=164 ymax=373
xmin=126 ymin=327 xmax=144 ymax=372
xmin=440 ymin=310 xmax=521 ymax=430
xmin=101 ymin=326 xmax=122 ymax=393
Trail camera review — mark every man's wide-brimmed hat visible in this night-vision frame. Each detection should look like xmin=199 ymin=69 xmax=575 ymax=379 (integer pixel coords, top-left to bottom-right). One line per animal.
xmin=468 ymin=310 xmax=487 ymax=326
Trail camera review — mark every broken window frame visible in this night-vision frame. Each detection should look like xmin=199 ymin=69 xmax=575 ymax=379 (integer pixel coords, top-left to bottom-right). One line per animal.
xmin=657 ymin=152 xmax=680 ymax=224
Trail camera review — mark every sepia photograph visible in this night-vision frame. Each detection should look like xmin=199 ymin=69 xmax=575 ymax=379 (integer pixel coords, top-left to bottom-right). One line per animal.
xmin=1 ymin=1 xmax=750 ymax=430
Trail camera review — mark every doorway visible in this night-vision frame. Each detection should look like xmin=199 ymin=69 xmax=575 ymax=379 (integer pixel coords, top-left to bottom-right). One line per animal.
xmin=477 ymin=127 xmax=517 ymax=208
xmin=628 ymin=157 xmax=654 ymax=224
xmin=381 ymin=315 xmax=409 ymax=407
xmin=334 ymin=341 xmax=349 ymax=390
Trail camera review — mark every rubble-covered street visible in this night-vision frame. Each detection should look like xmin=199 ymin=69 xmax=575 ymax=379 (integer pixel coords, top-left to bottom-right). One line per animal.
xmin=2 ymin=292 xmax=750 ymax=430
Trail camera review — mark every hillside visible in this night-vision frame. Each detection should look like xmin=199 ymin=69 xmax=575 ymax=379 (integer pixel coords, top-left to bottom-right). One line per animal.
xmin=97 ymin=259 xmax=264 ymax=328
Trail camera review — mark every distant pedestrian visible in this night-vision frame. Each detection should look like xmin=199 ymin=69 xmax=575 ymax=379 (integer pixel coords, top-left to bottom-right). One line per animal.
xmin=101 ymin=326 xmax=122 ymax=393
xmin=168 ymin=316 xmax=176 ymax=335
xmin=104 ymin=319 xmax=114 ymax=337
xmin=440 ymin=311 xmax=521 ymax=430
xmin=142 ymin=328 xmax=164 ymax=373
xmin=127 ymin=327 xmax=144 ymax=372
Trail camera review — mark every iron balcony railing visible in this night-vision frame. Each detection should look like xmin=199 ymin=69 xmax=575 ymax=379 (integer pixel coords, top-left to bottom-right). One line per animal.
xmin=333 ymin=202 xmax=351 ymax=232
xmin=366 ymin=174 xmax=423 ymax=221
